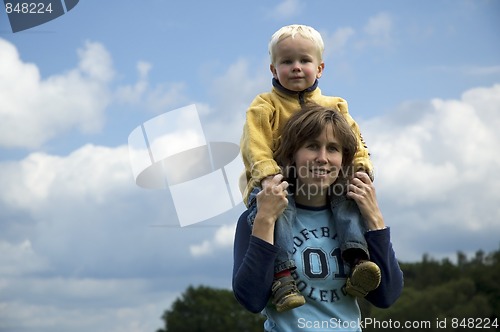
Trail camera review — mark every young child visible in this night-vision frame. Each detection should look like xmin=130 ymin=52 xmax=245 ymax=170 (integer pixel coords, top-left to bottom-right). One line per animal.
xmin=240 ymin=24 xmax=381 ymax=312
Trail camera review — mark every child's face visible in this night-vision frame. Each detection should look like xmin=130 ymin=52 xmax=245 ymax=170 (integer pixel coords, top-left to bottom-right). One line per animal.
xmin=270 ymin=35 xmax=324 ymax=92
xmin=293 ymin=124 xmax=343 ymax=199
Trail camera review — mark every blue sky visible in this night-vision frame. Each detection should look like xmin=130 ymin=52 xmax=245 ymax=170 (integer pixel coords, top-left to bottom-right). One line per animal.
xmin=1 ymin=0 xmax=500 ymax=331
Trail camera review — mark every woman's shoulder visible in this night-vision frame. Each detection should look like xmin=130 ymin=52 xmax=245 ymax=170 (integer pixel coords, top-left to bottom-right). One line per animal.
xmin=235 ymin=209 xmax=252 ymax=238
xmin=237 ymin=209 xmax=250 ymax=226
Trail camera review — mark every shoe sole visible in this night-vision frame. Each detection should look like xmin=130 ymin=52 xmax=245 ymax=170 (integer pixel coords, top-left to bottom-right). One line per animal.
xmin=275 ymin=294 xmax=306 ymax=312
xmin=346 ymin=263 xmax=381 ymax=297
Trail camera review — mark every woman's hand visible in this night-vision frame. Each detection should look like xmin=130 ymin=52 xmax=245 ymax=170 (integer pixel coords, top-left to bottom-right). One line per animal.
xmin=347 ymin=172 xmax=385 ymax=231
xmin=252 ymin=174 xmax=289 ymax=244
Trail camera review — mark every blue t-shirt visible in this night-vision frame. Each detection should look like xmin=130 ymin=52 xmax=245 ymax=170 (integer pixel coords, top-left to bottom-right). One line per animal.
xmin=263 ymin=205 xmax=361 ymax=332
xmin=232 ymin=203 xmax=403 ymax=332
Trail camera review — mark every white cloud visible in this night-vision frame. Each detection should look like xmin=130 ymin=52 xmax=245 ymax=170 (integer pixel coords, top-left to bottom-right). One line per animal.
xmin=205 ymin=58 xmax=267 ymax=143
xmin=0 ymin=141 xmax=234 ymax=331
xmin=0 ymin=144 xmax=132 ymax=211
xmin=0 ymin=277 xmax=178 ymax=332
xmin=190 ymin=223 xmax=236 ymax=257
xmin=0 ymin=240 xmax=49 ymax=276
xmin=361 ymin=84 xmax=500 ymax=260
xmin=322 ymin=27 xmax=356 ymax=59
xmin=270 ymin=0 xmax=302 ymax=19
xmin=77 ymin=41 xmax=114 ymax=82
xmin=115 ymin=61 xmax=151 ymax=104
xmin=0 ymin=39 xmax=113 ymax=149
xmin=0 ymin=139 xmax=238 ymax=277
xmin=210 ymin=58 xmax=268 ymax=108
xmin=146 ymin=82 xmax=188 ymax=113
xmin=365 ymin=84 xmax=500 ymax=204
xmin=355 ymin=12 xmax=394 ymax=50
xmin=461 ymin=84 xmax=500 ymax=127
xmin=364 ymin=12 xmax=393 ymax=45
xmin=115 ymin=60 xmax=189 ymax=113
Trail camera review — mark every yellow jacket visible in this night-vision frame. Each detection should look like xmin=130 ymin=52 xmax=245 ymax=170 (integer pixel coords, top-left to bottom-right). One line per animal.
xmin=240 ymin=80 xmax=373 ymax=205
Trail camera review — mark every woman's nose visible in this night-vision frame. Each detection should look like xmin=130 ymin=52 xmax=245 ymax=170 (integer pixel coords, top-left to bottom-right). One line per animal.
xmin=315 ymin=147 xmax=327 ymax=163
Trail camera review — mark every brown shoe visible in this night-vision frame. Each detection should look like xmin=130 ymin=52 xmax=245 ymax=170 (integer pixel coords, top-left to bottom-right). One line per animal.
xmin=271 ymin=275 xmax=306 ymax=312
xmin=345 ymin=260 xmax=381 ymax=297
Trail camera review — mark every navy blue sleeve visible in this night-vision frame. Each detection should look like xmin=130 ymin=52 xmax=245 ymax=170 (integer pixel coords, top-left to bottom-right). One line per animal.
xmin=232 ymin=210 xmax=279 ymax=313
xmin=364 ymin=227 xmax=404 ymax=308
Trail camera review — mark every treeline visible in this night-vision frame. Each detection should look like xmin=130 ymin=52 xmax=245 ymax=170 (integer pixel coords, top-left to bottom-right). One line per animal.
xmin=156 ymin=285 xmax=265 ymax=332
xmin=361 ymin=248 xmax=500 ymax=331
xmin=157 ymin=248 xmax=500 ymax=332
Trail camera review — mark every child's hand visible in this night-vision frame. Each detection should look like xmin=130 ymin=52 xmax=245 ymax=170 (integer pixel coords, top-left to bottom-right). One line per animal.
xmin=256 ymin=174 xmax=289 ymax=224
xmin=347 ymin=172 xmax=385 ymax=230
xmin=260 ymin=175 xmax=277 ymax=190
xmin=252 ymin=174 xmax=289 ymax=244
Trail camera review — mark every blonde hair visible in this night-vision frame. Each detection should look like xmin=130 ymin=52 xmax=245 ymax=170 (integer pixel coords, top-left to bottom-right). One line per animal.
xmin=268 ymin=24 xmax=324 ymax=64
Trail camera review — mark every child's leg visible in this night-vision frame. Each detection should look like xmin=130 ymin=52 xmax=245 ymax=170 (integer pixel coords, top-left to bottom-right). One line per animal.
xmin=271 ymin=199 xmax=305 ymax=311
xmin=247 ymin=187 xmax=296 ymax=272
xmin=330 ymin=195 xmax=369 ymax=263
xmin=331 ymin=195 xmax=381 ymax=297
xmin=247 ymin=189 xmax=304 ymax=311
xmin=245 ymin=187 xmax=261 ymax=226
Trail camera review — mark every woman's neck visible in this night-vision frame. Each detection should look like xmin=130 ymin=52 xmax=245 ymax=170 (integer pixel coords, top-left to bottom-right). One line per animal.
xmin=294 ymin=192 xmax=328 ymax=207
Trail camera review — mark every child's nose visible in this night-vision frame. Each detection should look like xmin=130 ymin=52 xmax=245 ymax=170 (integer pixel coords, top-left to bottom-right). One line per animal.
xmin=292 ymin=61 xmax=301 ymax=70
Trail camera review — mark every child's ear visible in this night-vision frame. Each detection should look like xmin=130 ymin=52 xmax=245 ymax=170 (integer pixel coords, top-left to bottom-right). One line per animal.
xmin=270 ymin=64 xmax=278 ymax=79
xmin=316 ymin=62 xmax=325 ymax=79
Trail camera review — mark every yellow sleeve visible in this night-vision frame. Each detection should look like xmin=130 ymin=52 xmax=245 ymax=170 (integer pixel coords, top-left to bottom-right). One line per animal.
xmin=336 ymin=100 xmax=374 ymax=180
xmin=240 ymin=96 xmax=281 ymax=204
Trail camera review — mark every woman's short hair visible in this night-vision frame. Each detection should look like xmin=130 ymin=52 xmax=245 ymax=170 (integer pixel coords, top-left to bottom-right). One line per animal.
xmin=274 ymin=102 xmax=358 ymax=188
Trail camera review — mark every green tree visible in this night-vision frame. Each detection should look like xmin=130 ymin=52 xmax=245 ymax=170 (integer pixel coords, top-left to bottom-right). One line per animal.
xmin=157 ymin=285 xmax=264 ymax=332
xmin=364 ymin=247 xmax=500 ymax=332
xmin=157 ymin=247 xmax=500 ymax=332
xmin=370 ymin=278 xmax=491 ymax=329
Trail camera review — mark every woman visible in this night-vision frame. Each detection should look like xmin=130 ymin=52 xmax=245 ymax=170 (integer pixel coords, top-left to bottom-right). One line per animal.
xmin=232 ymin=103 xmax=403 ymax=331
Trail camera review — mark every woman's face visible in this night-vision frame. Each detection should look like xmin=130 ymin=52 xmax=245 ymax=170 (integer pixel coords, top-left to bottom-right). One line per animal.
xmin=293 ymin=124 xmax=343 ymax=204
